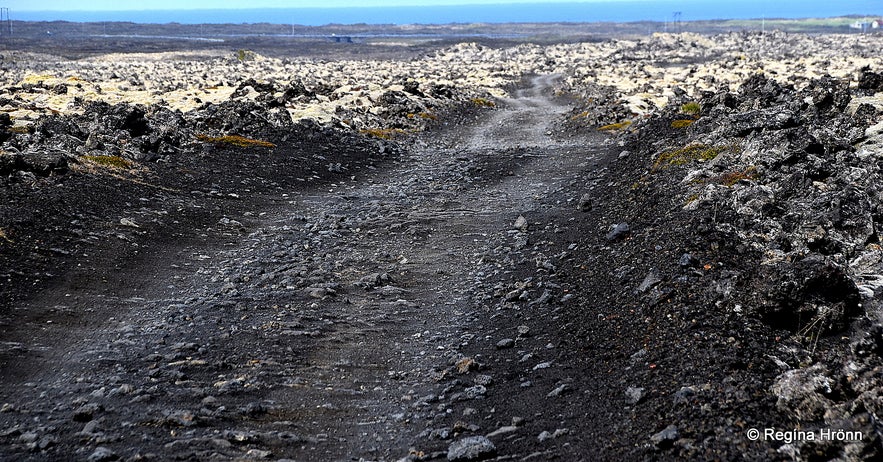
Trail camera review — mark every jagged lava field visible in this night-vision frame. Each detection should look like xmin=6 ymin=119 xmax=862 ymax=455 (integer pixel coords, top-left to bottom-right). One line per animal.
xmin=1 ymin=22 xmax=883 ymax=462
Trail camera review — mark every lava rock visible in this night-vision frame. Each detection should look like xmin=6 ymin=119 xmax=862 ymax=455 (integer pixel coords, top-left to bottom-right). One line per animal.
xmin=514 ymin=215 xmax=528 ymax=232
xmin=577 ymin=193 xmax=592 ymax=211
xmin=73 ymin=403 xmax=103 ymax=422
xmin=678 ymin=253 xmax=698 ymax=267
xmin=858 ymin=67 xmax=883 ymax=93
xmin=605 ymin=222 xmax=630 ymax=241
xmin=754 ymin=256 xmax=860 ymax=333
xmin=636 ymin=269 xmax=662 ymax=293
xmin=447 ymin=436 xmax=496 ymax=461
xmin=770 ymin=365 xmax=834 ymax=420
xmin=87 ymin=447 xmax=118 ymax=462
xmin=496 ymin=338 xmax=515 ymax=349
xmin=650 ymin=425 xmax=679 ymax=448
xmin=625 ymin=386 xmax=645 ymax=404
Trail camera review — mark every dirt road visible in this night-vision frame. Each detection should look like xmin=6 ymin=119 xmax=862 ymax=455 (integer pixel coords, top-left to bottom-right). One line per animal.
xmin=0 ymin=75 xmax=611 ymax=460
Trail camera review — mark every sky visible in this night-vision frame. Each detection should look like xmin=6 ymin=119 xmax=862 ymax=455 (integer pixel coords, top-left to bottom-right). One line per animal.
xmin=10 ymin=0 xmax=612 ymax=10
xmin=17 ymin=0 xmax=847 ymax=11
xmin=7 ymin=0 xmax=880 ymax=25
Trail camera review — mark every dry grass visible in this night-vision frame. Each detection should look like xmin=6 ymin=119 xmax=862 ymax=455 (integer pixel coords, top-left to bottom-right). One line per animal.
xmin=21 ymin=74 xmax=55 ymax=84
xmin=196 ymin=134 xmax=276 ymax=149
xmin=570 ymin=110 xmax=590 ymax=121
xmin=359 ymin=128 xmax=405 ymax=140
xmin=0 ymin=228 xmax=10 ymax=243
xmin=718 ymin=166 xmax=758 ymax=186
xmin=470 ymin=97 xmax=496 ymax=108
xmin=82 ymin=155 xmax=134 ymax=169
xmin=407 ymin=112 xmax=438 ymax=120
xmin=598 ymin=120 xmax=632 ymax=131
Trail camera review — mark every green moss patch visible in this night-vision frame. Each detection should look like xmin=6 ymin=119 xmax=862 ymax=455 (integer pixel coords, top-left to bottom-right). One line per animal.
xmin=196 ymin=134 xmax=276 ymax=149
xmin=653 ymin=143 xmax=738 ymax=170
xmin=671 ymin=119 xmax=696 ymax=129
xmin=681 ymin=102 xmax=701 ymax=115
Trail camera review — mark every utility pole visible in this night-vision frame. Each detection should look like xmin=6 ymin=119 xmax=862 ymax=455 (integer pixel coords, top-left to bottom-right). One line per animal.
xmin=0 ymin=8 xmax=10 ymax=37
xmin=672 ymin=11 xmax=682 ymax=33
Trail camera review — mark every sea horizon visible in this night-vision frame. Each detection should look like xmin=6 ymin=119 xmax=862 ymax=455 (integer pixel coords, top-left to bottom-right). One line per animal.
xmin=12 ymin=1 xmax=883 ymax=26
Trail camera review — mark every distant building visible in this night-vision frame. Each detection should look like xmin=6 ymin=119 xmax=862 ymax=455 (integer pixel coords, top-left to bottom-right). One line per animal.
xmin=850 ymin=20 xmax=879 ymax=32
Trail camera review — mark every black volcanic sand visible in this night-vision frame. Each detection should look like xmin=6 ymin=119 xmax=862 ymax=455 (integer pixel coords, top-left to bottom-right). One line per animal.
xmin=1 ymin=59 xmax=883 ymax=462
xmin=0 ymin=122 xmax=399 ymax=345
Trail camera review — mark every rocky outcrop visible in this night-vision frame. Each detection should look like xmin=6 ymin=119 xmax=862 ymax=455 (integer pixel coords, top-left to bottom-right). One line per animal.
xmin=593 ymin=68 xmax=883 ymax=460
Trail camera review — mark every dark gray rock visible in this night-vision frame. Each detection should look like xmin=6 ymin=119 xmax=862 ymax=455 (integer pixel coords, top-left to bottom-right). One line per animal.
xmin=463 ymin=385 xmax=487 ymax=400
xmin=447 ymin=436 xmax=496 ymax=461
xmin=606 ymin=223 xmax=630 ymax=242
xmin=637 ymin=269 xmax=662 ymax=293
xmin=87 ymin=447 xmax=118 ymax=462
xmin=496 ymin=338 xmax=515 ymax=349
xmin=728 ymin=109 xmax=798 ymax=137
xmin=858 ymin=68 xmax=883 ymax=93
xmin=514 ymin=215 xmax=528 ymax=232
xmin=356 ymin=272 xmax=392 ymax=289
xmin=650 ymin=425 xmax=679 ymax=448
xmin=73 ymin=403 xmax=103 ymax=422
xmin=547 ymin=384 xmax=570 ymax=398
xmin=504 ymin=290 xmax=522 ymax=302
xmin=625 ymin=386 xmax=645 ymax=404
xmin=577 ymin=193 xmax=592 ymax=211
xmin=678 ymin=253 xmax=697 ymax=267
xmin=770 ymin=365 xmax=834 ymax=420
xmin=673 ymin=386 xmax=697 ymax=404
xmin=529 ymin=290 xmax=553 ymax=305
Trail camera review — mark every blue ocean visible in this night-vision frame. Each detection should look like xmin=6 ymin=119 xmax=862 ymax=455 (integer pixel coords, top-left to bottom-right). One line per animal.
xmin=14 ymin=1 xmax=883 ymax=25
